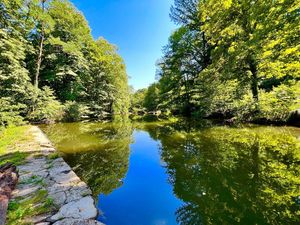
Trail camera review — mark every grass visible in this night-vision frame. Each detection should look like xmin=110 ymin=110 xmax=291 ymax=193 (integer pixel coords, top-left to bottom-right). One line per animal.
xmin=0 ymin=125 xmax=56 ymax=225
xmin=0 ymin=125 xmax=33 ymax=167
xmin=0 ymin=151 xmax=29 ymax=167
xmin=47 ymin=152 xmax=60 ymax=160
xmin=0 ymin=125 xmax=32 ymax=155
xmin=7 ymin=189 xmax=56 ymax=225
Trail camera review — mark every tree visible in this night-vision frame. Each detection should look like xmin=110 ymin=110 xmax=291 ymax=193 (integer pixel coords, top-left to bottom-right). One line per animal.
xmin=0 ymin=0 xmax=130 ymax=125
xmin=157 ymin=25 xmax=210 ymax=115
xmin=170 ymin=0 xmax=200 ymax=28
xmin=199 ymin=0 xmax=300 ymax=103
xmin=143 ymin=83 xmax=160 ymax=111
xmin=0 ymin=0 xmax=34 ymax=125
xmin=131 ymin=88 xmax=147 ymax=114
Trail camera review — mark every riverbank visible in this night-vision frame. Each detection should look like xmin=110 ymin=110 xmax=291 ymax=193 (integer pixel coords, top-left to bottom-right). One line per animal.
xmin=0 ymin=126 xmax=102 ymax=225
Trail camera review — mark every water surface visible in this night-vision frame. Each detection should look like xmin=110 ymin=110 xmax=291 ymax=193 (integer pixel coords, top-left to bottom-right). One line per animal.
xmin=40 ymin=120 xmax=300 ymax=225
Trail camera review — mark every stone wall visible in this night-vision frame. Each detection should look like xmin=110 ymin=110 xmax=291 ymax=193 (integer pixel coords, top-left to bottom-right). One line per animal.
xmin=10 ymin=126 xmax=103 ymax=225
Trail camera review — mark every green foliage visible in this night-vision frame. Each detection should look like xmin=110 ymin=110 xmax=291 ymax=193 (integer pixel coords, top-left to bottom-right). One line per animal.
xmin=143 ymin=83 xmax=160 ymax=111
xmin=0 ymin=98 xmax=25 ymax=127
xmin=259 ymin=82 xmax=300 ymax=122
xmin=28 ymin=86 xmax=64 ymax=123
xmin=130 ymin=88 xmax=147 ymax=114
xmin=0 ymin=0 xmax=130 ymax=126
xmin=146 ymin=0 xmax=300 ymax=123
xmin=63 ymin=101 xmax=90 ymax=122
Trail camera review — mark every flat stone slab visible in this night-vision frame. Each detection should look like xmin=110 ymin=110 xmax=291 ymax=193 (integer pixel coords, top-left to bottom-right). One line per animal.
xmin=12 ymin=184 xmax=42 ymax=198
xmin=53 ymin=219 xmax=104 ymax=225
xmin=50 ymin=196 xmax=98 ymax=221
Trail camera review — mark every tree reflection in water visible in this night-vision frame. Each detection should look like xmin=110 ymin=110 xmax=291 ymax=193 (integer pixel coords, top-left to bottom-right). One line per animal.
xmin=42 ymin=120 xmax=300 ymax=225
xmin=144 ymin=123 xmax=300 ymax=225
xmin=41 ymin=120 xmax=133 ymax=195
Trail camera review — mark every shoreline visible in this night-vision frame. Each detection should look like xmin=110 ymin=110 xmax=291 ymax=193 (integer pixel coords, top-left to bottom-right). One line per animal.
xmin=8 ymin=126 xmax=103 ymax=225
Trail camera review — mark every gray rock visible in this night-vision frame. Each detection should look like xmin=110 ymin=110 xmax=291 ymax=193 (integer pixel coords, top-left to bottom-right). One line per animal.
xmin=19 ymin=170 xmax=49 ymax=183
xmin=65 ymin=182 xmax=92 ymax=203
xmin=50 ymin=196 xmax=97 ymax=221
xmin=52 ymin=219 xmax=104 ymax=225
xmin=48 ymin=182 xmax=73 ymax=194
xmin=29 ymin=213 xmax=52 ymax=223
xmin=12 ymin=185 xmax=41 ymax=198
xmin=49 ymin=164 xmax=71 ymax=177
xmin=51 ymin=191 xmax=67 ymax=206
xmin=18 ymin=159 xmax=48 ymax=173
xmin=51 ymin=170 xmax=81 ymax=184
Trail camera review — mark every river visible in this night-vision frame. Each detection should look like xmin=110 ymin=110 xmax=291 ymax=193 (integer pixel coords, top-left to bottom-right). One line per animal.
xmin=40 ymin=119 xmax=300 ymax=225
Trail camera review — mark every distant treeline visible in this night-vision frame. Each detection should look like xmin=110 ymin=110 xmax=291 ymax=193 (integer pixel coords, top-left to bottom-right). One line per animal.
xmin=132 ymin=0 xmax=299 ymax=124
xmin=0 ymin=0 xmax=130 ymax=127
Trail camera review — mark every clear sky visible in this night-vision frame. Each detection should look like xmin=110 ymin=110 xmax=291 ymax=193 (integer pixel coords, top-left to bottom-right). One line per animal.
xmin=70 ymin=0 xmax=177 ymax=90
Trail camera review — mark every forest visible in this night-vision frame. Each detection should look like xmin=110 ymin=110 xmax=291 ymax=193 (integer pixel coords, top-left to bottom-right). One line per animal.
xmin=0 ymin=0 xmax=299 ymax=128
xmin=132 ymin=0 xmax=299 ymax=124
xmin=0 ymin=0 xmax=130 ymax=127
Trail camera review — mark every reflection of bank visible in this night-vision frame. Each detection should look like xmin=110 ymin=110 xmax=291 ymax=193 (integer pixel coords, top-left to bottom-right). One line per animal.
xmin=41 ymin=121 xmax=133 ymax=196
xmin=156 ymin=126 xmax=300 ymax=225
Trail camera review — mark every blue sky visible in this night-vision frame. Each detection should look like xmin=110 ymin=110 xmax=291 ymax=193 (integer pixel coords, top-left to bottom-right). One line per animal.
xmin=70 ymin=0 xmax=177 ymax=90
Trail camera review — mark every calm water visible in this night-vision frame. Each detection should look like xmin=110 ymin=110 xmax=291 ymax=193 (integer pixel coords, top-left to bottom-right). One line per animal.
xmin=40 ymin=120 xmax=300 ymax=225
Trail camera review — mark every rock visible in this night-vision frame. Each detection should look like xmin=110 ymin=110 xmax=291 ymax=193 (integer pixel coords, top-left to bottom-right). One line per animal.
xmin=12 ymin=185 xmax=41 ymax=198
xmin=51 ymin=170 xmax=81 ymax=184
xmin=49 ymin=164 xmax=71 ymax=177
xmin=47 ymin=182 xmax=73 ymax=194
xmin=27 ymin=213 xmax=51 ymax=223
xmin=52 ymin=219 xmax=104 ymax=225
xmin=36 ymin=223 xmax=50 ymax=225
xmin=51 ymin=158 xmax=65 ymax=165
xmin=18 ymin=159 xmax=48 ymax=173
xmin=65 ymin=182 xmax=92 ymax=203
xmin=19 ymin=170 xmax=48 ymax=183
xmin=51 ymin=191 xmax=67 ymax=206
xmin=50 ymin=196 xmax=97 ymax=221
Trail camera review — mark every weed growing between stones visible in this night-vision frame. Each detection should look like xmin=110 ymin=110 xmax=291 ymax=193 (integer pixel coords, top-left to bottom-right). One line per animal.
xmin=7 ymin=189 xmax=56 ymax=225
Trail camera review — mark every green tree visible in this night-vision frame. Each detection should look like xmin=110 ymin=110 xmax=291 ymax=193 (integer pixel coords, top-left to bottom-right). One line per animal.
xmin=0 ymin=0 xmax=34 ymax=125
xmin=131 ymin=88 xmax=147 ymax=114
xmin=143 ymin=83 xmax=160 ymax=111
xmin=199 ymin=0 xmax=300 ymax=103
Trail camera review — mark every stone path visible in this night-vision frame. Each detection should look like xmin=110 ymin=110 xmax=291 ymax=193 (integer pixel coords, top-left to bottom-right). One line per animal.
xmin=10 ymin=126 xmax=103 ymax=225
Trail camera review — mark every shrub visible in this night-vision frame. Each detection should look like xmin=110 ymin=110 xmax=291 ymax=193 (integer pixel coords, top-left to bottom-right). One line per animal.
xmin=28 ymin=87 xmax=64 ymax=123
xmin=63 ymin=101 xmax=90 ymax=122
xmin=0 ymin=97 xmax=25 ymax=127
xmin=258 ymin=82 xmax=300 ymax=122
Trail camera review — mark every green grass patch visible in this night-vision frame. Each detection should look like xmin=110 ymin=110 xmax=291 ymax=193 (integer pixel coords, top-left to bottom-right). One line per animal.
xmin=0 ymin=125 xmax=32 ymax=155
xmin=47 ymin=152 xmax=60 ymax=160
xmin=0 ymin=151 xmax=29 ymax=167
xmin=7 ymin=189 xmax=56 ymax=225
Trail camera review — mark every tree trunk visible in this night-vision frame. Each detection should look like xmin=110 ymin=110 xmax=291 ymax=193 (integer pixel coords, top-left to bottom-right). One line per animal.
xmin=34 ymin=0 xmax=46 ymax=88
xmin=34 ymin=35 xmax=44 ymax=88
xmin=249 ymin=57 xmax=259 ymax=102
xmin=0 ymin=163 xmax=19 ymax=225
